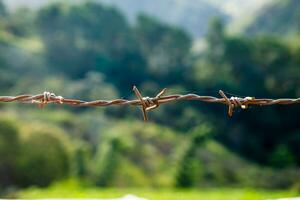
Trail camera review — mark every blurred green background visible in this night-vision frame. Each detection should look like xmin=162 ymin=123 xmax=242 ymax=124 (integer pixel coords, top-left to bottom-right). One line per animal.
xmin=0 ymin=0 xmax=300 ymax=199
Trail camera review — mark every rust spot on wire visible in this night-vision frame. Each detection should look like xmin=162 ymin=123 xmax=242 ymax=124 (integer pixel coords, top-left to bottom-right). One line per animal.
xmin=0 ymin=87 xmax=299 ymax=120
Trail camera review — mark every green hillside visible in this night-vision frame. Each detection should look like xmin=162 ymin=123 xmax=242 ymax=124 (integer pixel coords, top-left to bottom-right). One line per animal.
xmin=246 ymin=0 xmax=300 ymax=36
xmin=0 ymin=0 xmax=300 ymax=198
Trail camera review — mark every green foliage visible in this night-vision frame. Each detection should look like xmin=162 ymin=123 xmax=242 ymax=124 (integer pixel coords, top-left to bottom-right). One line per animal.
xmin=17 ymin=179 xmax=300 ymax=200
xmin=17 ymin=125 xmax=71 ymax=187
xmin=176 ymin=126 xmax=212 ymax=187
xmin=246 ymin=0 xmax=300 ymax=36
xmin=37 ymin=3 xmax=133 ymax=75
xmin=95 ymin=138 xmax=122 ymax=187
xmin=93 ymin=121 xmax=184 ymax=187
xmin=175 ymin=153 xmax=197 ymax=188
xmin=192 ymin=19 xmax=300 ymax=167
xmin=0 ymin=0 xmax=299 ymax=192
xmin=178 ymin=138 xmax=300 ymax=189
xmin=72 ymin=141 xmax=92 ymax=178
xmin=5 ymin=8 xmax=35 ymax=37
xmin=206 ymin=18 xmax=225 ymax=64
xmin=0 ymin=120 xmax=20 ymax=187
xmin=0 ymin=0 xmax=7 ymax=18
xmin=135 ymin=14 xmax=192 ymax=84
xmin=268 ymin=145 xmax=296 ymax=168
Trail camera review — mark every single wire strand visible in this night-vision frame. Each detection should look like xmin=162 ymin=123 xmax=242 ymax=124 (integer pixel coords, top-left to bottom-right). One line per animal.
xmin=0 ymin=86 xmax=299 ymax=121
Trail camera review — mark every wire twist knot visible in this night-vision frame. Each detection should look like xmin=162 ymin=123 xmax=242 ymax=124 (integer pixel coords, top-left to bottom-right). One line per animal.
xmin=219 ymin=90 xmax=254 ymax=117
xmin=1 ymin=86 xmax=297 ymax=121
xmin=133 ymin=86 xmax=166 ymax=121
xmin=32 ymin=91 xmax=64 ymax=108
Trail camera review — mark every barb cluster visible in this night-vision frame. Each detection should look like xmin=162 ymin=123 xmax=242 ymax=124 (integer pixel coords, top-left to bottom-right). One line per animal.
xmin=0 ymin=86 xmax=299 ymax=121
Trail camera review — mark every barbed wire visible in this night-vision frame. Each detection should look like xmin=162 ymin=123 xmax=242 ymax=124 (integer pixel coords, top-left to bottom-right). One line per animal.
xmin=0 ymin=86 xmax=299 ymax=121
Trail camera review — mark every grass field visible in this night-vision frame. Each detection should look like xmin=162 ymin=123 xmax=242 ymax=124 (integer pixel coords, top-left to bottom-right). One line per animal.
xmin=17 ymin=180 xmax=300 ymax=200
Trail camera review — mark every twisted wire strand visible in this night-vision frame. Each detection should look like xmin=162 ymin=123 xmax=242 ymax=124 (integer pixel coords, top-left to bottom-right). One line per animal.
xmin=0 ymin=86 xmax=299 ymax=121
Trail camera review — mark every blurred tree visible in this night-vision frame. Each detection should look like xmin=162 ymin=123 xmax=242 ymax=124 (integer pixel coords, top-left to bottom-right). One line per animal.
xmin=135 ymin=14 xmax=192 ymax=85
xmin=0 ymin=42 xmax=9 ymax=90
xmin=226 ymin=36 xmax=300 ymax=166
xmin=269 ymin=144 xmax=296 ymax=168
xmin=93 ymin=121 xmax=183 ymax=187
xmin=175 ymin=145 xmax=197 ymax=188
xmin=95 ymin=138 xmax=122 ymax=187
xmin=36 ymin=2 xmax=147 ymax=96
xmin=0 ymin=0 xmax=299 ymax=190
xmin=0 ymin=120 xmax=20 ymax=187
xmin=18 ymin=129 xmax=70 ymax=187
xmin=72 ymin=141 xmax=92 ymax=178
xmin=0 ymin=0 xmax=7 ymax=18
xmin=246 ymin=0 xmax=300 ymax=36
xmin=197 ymin=19 xmax=300 ymax=168
xmin=192 ymin=18 xmax=234 ymax=92
xmin=206 ymin=17 xmax=225 ymax=65
xmin=176 ymin=126 xmax=211 ymax=187
xmin=5 ymin=8 xmax=35 ymax=37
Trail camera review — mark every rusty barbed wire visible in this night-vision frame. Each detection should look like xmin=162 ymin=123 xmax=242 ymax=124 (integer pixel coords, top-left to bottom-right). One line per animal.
xmin=0 ymin=86 xmax=299 ymax=121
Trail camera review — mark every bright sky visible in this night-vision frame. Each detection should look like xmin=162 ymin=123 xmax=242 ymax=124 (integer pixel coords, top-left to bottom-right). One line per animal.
xmin=3 ymin=0 xmax=272 ymax=16
xmin=207 ymin=0 xmax=273 ymax=18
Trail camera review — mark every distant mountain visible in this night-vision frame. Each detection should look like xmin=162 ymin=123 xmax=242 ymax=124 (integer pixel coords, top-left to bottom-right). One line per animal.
xmin=208 ymin=0 xmax=272 ymax=18
xmin=98 ymin=0 xmax=228 ymax=38
xmin=246 ymin=0 xmax=300 ymax=36
xmin=2 ymin=0 xmax=272 ymax=38
xmin=98 ymin=0 xmax=274 ymax=37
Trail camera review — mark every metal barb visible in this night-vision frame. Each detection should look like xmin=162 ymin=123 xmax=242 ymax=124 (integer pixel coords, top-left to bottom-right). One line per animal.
xmin=0 ymin=87 xmax=299 ymax=121
xmin=219 ymin=90 xmax=234 ymax=117
xmin=132 ymin=86 xmax=165 ymax=121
